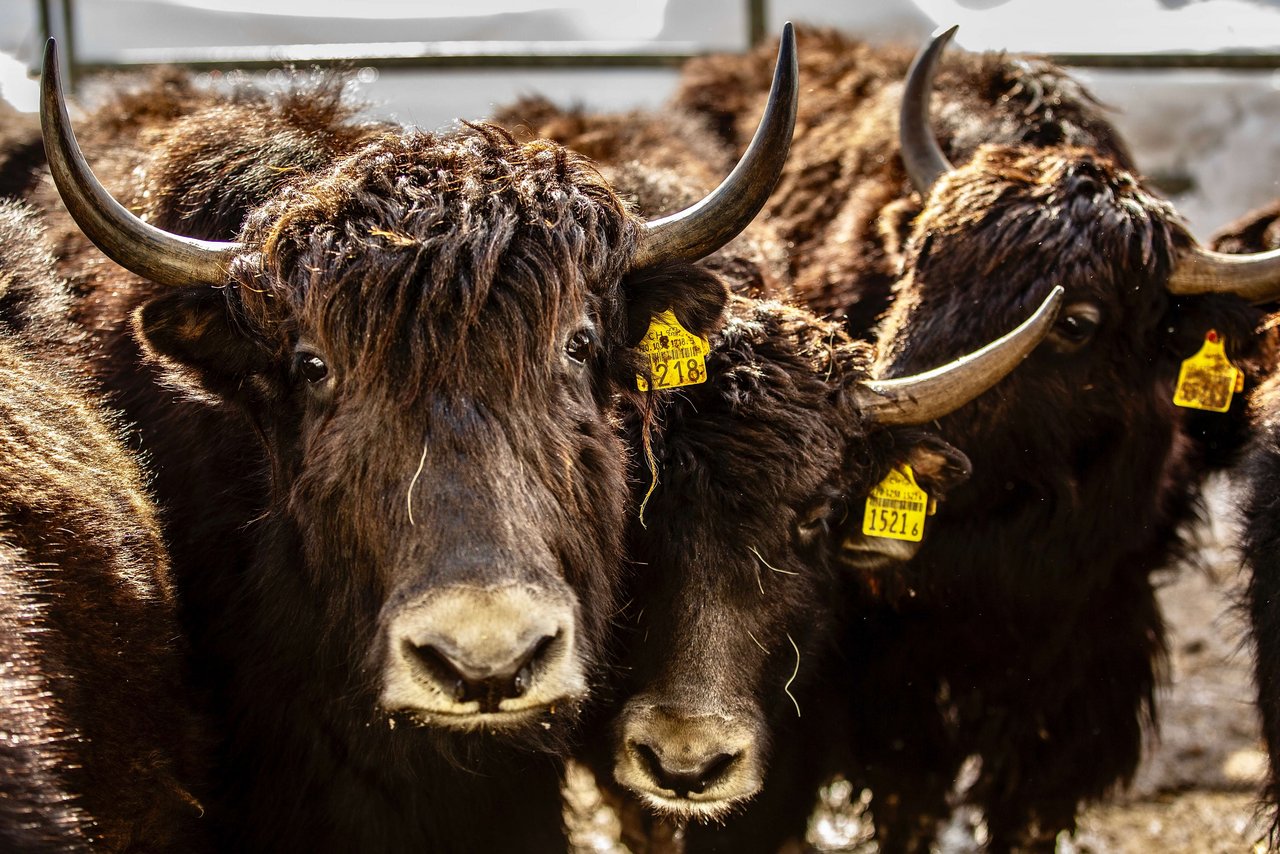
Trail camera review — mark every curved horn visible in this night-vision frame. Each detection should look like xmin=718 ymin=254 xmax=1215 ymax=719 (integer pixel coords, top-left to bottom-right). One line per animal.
xmin=40 ymin=39 xmax=240 ymax=287
xmin=900 ymin=25 xmax=957 ymax=198
xmin=1166 ymin=244 xmax=1280 ymax=304
xmin=857 ymin=285 xmax=1063 ymax=425
xmin=631 ymin=22 xmax=797 ymax=269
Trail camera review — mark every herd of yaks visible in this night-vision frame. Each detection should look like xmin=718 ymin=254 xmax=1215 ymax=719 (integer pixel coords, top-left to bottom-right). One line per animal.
xmin=4 ymin=19 xmax=1280 ymax=854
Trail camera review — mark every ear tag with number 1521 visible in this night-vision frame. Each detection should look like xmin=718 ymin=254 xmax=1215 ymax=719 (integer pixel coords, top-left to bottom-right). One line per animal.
xmin=636 ymin=310 xmax=710 ymax=392
xmin=1173 ymin=329 xmax=1241 ymax=413
xmin=862 ymin=464 xmax=930 ymax=542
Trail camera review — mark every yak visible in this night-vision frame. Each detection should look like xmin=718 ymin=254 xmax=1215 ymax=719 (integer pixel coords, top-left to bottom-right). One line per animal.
xmin=600 ymin=287 xmax=1061 ymax=854
xmin=0 ymin=199 xmax=211 ymax=851
xmin=835 ymin=30 xmax=1278 ymax=851
xmin=30 ymin=26 xmax=797 ymax=852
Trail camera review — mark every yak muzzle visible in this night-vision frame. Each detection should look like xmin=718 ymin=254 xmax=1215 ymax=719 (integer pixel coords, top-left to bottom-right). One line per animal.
xmin=614 ymin=704 xmax=764 ymax=820
xmin=380 ymin=584 xmax=585 ymax=727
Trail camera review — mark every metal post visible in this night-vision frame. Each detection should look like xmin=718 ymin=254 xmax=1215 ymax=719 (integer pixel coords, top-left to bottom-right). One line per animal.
xmin=747 ymin=0 xmax=767 ymax=48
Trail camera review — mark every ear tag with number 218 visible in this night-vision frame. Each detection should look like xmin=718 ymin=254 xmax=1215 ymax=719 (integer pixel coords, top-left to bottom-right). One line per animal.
xmin=636 ymin=310 xmax=710 ymax=392
xmin=862 ymin=464 xmax=931 ymax=543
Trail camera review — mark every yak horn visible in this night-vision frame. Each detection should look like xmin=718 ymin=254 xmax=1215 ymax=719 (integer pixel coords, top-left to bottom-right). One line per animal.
xmin=900 ymin=25 xmax=958 ymax=198
xmin=858 ymin=286 xmax=1063 ymax=425
xmin=41 ymin=39 xmax=240 ymax=288
xmin=631 ymin=23 xmax=797 ymax=269
xmin=1166 ymin=244 xmax=1280 ymax=304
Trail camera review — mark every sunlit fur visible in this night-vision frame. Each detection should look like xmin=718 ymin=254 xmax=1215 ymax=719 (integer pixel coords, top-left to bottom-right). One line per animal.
xmin=0 ymin=201 xmax=211 ymax=851
xmin=23 ymin=73 xmax=729 ymax=852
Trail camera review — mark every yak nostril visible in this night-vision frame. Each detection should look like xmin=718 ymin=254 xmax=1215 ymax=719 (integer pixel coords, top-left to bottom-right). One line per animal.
xmin=632 ymin=740 xmax=740 ymax=798
xmin=512 ymin=664 xmax=531 ymax=698
xmin=697 ymin=751 xmax=738 ymax=789
xmin=405 ymin=640 xmax=474 ymax=702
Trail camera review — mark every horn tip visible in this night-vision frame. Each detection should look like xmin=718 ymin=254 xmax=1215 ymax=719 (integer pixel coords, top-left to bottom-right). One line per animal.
xmin=932 ymin=24 xmax=960 ymax=42
xmin=778 ymin=22 xmax=796 ymax=66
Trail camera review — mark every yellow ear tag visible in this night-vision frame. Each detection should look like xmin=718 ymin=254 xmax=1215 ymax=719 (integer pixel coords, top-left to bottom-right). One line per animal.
xmin=635 ymin=310 xmax=710 ymax=392
xmin=1173 ymin=330 xmax=1241 ymax=413
xmin=862 ymin=464 xmax=929 ymax=542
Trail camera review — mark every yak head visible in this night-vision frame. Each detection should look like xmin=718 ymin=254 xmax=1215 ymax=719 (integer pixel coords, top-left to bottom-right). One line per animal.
xmin=39 ymin=31 xmax=797 ymax=747
xmin=608 ymin=289 xmax=1060 ymax=820
xmin=876 ymin=27 xmax=1280 ymax=535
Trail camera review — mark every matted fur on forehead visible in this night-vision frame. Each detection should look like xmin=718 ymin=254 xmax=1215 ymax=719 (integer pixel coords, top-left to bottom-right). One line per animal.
xmin=231 ymin=123 xmax=642 ymax=392
xmin=907 ymin=144 xmax=1190 ymax=306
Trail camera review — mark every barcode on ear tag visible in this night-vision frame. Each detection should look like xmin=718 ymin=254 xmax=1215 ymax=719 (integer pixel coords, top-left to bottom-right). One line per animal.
xmin=636 ymin=310 xmax=710 ymax=392
xmin=862 ymin=464 xmax=928 ymax=542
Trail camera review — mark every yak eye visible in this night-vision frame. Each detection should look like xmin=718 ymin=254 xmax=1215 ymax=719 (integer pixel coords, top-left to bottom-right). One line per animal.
xmin=795 ymin=498 xmax=845 ymax=544
xmin=295 ymin=351 xmax=329 ymax=384
xmin=565 ymin=330 xmax=594 ymax=364
xmin=1050 ymin=302 xmax=1102 ymax=352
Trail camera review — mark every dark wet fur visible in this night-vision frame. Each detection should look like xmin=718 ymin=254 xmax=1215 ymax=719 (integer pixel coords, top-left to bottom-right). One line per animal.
xmin=1213 ymin=200 xmax=1280 ymax=841
xmin=843 ymin=145 xmax=1266 ymax=850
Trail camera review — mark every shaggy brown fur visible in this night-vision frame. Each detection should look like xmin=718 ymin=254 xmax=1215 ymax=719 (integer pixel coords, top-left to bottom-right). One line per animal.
xmin=672 ymin=26 xmax=1135 ymax=334
xmin=493 ymin=95 xmax=792 ymax=301
xmin=25 ymin=71 xmax=734 ymax=853
xmin=0 ymin=200 xmax=211 ymax=851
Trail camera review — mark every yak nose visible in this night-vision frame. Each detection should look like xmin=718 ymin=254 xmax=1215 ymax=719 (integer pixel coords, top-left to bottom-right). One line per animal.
xmin=406 ymin=629 xmax=558 ymax=705
xmin=380 ymin=584 xmax=584 ymax=718
xmin=633 ymin=741 xmax=740 ymax=799
xmin=616 ymin=706 xmax=763 ymax=809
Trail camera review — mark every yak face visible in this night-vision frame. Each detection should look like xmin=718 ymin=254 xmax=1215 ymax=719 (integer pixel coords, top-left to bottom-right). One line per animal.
xmin=611 ymin=300 xmax=969 ymax=818
xmin=876 ymin=145 xmax=1256 ymax=530
xmin=136 ymin=126 xmax=727 ymax=739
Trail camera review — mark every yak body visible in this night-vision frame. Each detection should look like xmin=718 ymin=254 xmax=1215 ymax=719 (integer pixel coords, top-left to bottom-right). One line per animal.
xmin=0 ymin=200 xmax=210 ymax=851
xmin=670 ymin=28 xmax=1268 ymax=849
xmin=25 ymin=66 xmax=752 ymax=852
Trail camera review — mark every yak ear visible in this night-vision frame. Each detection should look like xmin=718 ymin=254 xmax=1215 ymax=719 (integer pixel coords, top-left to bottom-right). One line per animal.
xmin=622 ymin=260 xmax=729 ymax=345
xmin=900 ymin=431 xmax=972 ymax=499
xmin=134 ymin=287 xmax=275 ymax=399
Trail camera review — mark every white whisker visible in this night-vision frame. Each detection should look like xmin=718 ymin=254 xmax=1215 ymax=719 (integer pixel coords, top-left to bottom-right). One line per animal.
xmin=784 ymin=633 xmax=801 ymax=719
xmin=407 ymin=438 xmax=429 ymax=526
xmin=750 ymin=546 xmax=798 ymax=575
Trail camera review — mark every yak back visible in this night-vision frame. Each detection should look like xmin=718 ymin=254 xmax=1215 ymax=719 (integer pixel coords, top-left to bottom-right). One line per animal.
xmin=1212 ymin=198 xmax=1280 ymax=254
xmin=0 ymin=99 xmax=43 ymax=199
xmin=673 ymin=25 xmax=1133 ymax=334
